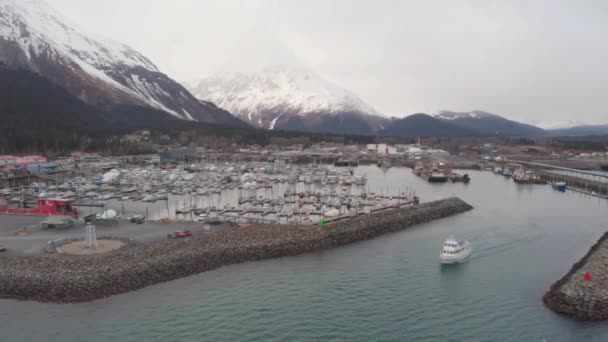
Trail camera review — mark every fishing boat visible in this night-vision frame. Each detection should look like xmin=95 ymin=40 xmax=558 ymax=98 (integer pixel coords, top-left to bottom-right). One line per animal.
xmin=324 ymin=208 xmax=340 ymax=217
xmin=353 ymin=174 xmax=367 ymax=185
xmin=513 ymin=169 xmax=533 ymax=184
xmin=551 ymin=181 xmax=567 ymax=191
xmin=413 ymin=162 xmax=425 ymax=176
xmin=0 ymin=198 xmax=78 ymax=218
xmin=377 ymin=160 xmax=391 ymax=170
xmin=425 ymin=163 xmax=449 ymax=183
xmin=450 ymin=173 xmax=471 ymax=183
xmin=440 ymin=235 xmax=472 ymax=264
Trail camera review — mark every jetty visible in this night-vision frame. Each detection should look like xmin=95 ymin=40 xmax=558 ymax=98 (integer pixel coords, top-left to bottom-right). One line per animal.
xmin=0 ymin=197 xmax=472 ymax=303
xmin=544 ymin=232 xmax=608 ymax=320
xmin=512 ymin=161 xmax=608 ymax=198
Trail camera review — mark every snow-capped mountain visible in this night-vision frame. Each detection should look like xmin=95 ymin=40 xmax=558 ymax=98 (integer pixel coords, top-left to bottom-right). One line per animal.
xmin=435 ymin=110 xmax=499 ymax=121
xmin=0 ymin=0 xmax=244 ymax=126
xmin=435 ymin=110 xmax=544 ymax=136
xmin=189 ymin=64 xmax=387 ymax=135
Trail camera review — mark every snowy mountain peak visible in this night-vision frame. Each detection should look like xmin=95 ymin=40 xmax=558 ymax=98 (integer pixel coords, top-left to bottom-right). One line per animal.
xmin=0 ymin=0 xmax=244 ymax=126
xmin=0 ymin=0 xmax=156 ymax=70
xmin=435 ymin=110 xmax=499 ymax=120
xmin=189 ymin=64 xmax=379 ymax=130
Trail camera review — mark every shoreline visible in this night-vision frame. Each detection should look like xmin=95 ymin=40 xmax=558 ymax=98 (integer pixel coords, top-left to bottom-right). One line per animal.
xmin=543 ymin=232 xmax=608 ymax=320
xmin=0 ymin=197 xmax=473 ymax=303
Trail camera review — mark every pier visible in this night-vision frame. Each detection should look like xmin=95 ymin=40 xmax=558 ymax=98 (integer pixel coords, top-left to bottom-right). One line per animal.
xmin=0 ymin=170 xmax=79 ymax=188
xmin=512 ymin=161 xmax=608 ymax=198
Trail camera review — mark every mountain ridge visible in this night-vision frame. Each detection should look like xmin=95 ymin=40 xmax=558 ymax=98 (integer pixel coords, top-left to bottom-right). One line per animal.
xmin=0 ymin=0 xmax=246 ymax=127
xmin=380 ymin=113 xmax=478 ymax=137
xmin=434 ymin=110 xmax=545 ymax=136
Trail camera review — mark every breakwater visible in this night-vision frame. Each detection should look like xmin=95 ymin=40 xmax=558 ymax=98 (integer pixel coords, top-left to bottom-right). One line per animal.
xmin=543 ymin=232 xmax=608 ymax=320
xmin=0 ymin=197 xmax=472 ymax=303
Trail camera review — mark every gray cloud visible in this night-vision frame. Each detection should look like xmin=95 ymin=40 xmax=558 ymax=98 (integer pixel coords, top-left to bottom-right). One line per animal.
xmin=48 ymin=0 xmax=608 ymax=127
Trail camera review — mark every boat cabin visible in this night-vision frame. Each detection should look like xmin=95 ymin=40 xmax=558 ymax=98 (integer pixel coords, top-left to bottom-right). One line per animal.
xmin=36 ymin=199 xmax=77 ymax=217
xmin=1 ymin=198 xmax=78 ymax=218
xmin=442 ymin=237 xmax=466 ymax=254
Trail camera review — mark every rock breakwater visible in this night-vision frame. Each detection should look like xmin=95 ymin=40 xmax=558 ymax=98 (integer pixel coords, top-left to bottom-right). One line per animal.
xmin=543 ymin=232 xmax=608 ymax=320
xmin=0 ymin=197 xmax=473 ymax=303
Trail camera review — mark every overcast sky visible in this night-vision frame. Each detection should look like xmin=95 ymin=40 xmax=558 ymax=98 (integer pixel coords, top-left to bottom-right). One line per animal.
xmin=48 ymin=0 xmax=608 ymax=127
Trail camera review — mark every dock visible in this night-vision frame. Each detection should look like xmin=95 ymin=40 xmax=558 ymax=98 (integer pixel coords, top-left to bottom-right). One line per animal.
xmin=513 ymin=161 xmax=608 ymax=198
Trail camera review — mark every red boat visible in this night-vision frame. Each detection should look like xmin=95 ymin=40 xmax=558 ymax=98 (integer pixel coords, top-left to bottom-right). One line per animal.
xmin=0 ymin=198 xmax=78 ymax=218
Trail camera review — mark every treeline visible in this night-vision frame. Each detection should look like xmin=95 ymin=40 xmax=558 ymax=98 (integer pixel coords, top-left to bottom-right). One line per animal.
xmin=0 ymin=66 xmax=376 ymax=155
xmin=548 ymin=136 xmax=608 ymax=151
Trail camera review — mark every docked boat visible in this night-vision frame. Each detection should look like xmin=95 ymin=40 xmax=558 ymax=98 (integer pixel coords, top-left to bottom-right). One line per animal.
xmin=551 ymin=181 xmax=567 ymax=191
xmin=413 ymin=163 xmax=425 ymax=176
xmin=425 ymin=163 xmax=449 ymax=183
xmin=1 ymin=198 xmax=78 ymax=218
xmin=440 ymin=236 xmax=472 ymax=264
xmin=450 ymin=173 xmax=471 ymax=183
xmin=377 ymin=160 xmax=391 ymax=170
xmin=324 ymin=208 xmax=340 ymax=217
xmin=512 ymin=169 xmax=533 ymax=184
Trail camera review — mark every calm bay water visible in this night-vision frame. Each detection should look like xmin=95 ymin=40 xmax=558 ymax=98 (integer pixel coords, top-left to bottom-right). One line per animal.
xmin=2 ymin=167 xmax=608 ymax=341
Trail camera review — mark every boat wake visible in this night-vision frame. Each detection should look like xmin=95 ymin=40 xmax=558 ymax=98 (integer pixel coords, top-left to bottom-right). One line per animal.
xmin=467 ymin=232 xmax=544 ymax=261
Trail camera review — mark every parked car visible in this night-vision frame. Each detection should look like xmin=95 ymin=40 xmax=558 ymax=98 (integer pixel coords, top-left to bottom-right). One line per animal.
xmin=129 ymin=215 xmax=145 ymax=224
xmin=168 ymin=230 xmax=192 ymax=239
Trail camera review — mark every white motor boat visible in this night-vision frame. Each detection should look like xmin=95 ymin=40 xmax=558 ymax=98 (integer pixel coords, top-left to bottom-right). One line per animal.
xmin=440 ymin=236 xmax=472 ymax=264
xmin=324 ymin=208 xmax=340 ymax=217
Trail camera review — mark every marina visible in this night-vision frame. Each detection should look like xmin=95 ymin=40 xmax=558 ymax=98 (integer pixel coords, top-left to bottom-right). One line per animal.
xmin=1 ymin=168 xmax=607 ymax=341
xmin=1 ymin=162 xmax=419 ymax=226
xmin=2 ymin=0 xmax=608 ymax=339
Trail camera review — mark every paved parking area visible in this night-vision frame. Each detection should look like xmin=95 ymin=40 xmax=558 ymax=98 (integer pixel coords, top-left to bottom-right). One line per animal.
xmin=0 ymin=215 xmax=204 ymax=256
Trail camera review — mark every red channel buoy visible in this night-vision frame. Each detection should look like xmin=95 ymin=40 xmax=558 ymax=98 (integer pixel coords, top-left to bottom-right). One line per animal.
xmin=584 ymin=272 xmax=592 ymax=281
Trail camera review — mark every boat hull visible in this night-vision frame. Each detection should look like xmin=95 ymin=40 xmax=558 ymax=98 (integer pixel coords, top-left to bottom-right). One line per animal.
xmin=427 ymin=176 xmax=448 ymax=183
xmin=440 ymin=247 xmax=472 ymax=264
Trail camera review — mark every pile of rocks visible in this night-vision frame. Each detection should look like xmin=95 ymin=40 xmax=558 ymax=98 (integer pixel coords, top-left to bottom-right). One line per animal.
xmin=0 ymin=197 xmax=473 ymax=303
xmin=543 ymin=232 xmax=608 ymax=320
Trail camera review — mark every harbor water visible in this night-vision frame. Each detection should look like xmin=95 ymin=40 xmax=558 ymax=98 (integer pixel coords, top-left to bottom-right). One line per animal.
xmin=2 ymin=167 xmax=608 ymax=341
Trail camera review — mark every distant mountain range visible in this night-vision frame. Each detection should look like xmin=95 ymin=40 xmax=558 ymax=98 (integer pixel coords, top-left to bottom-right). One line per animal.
xmin=380 ymin=113 xmax=476 ymax=137
xmin=380 ymin=111 xmax=546 ymax=138
xmin=0 ymin=0 xmax=606 ymax=141
xmin=545 ymin=125 xmax=608 ymax=137
xmin=381 ymin=111 xmax=608 ymax=138
xmin=0 ymin=0 xmax=246 ymax=127
xmin=434 ymin=110 xmax=545 ymax=136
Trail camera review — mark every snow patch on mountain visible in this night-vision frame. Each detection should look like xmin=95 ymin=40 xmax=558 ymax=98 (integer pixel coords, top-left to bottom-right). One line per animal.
xmin=435 ymin=110 xmax=498 ymax=120
xmin=0 ymin=0 xmax=218 ymax=121
xmin=189 ymin=65 xmax=379 ymax=128
xmin=269 ymin=114 xmax=283 ymax=130
xmin=0 ymin=0 xmax=156 ymax=69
